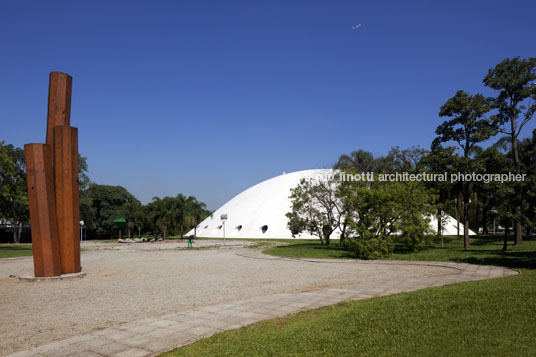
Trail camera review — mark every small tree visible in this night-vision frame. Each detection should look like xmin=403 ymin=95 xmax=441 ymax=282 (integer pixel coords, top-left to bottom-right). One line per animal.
xmin=287 ymin=177 xmax=345 ymax=247
xmin=340 ymin=176 xmax=434 ymax=258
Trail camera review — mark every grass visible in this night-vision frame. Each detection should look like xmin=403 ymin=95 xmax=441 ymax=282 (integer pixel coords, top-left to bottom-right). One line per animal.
xmin=162 ymin=235 xmax=536 ymax=356
xmin=0 ymin=244 xmax=33 ymax=258
xmin=263 ymin=235 xmax=536 ymax=270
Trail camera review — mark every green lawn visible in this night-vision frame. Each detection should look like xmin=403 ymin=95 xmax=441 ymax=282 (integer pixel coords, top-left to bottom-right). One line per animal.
xmin=163 ymin=236 xmax=536 ymax=356
xmin=263 ymin=235 xmax=536 ymax=269
xmin=0 ymin=244 xmax=33 ymax=258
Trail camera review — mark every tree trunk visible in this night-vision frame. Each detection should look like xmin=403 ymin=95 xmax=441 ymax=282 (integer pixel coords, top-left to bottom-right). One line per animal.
xmin=463 ymin=185 xmax=471 ymax=249
xmin=12 ymin=224 xmax=19 ymax=243
xmin=13 ymin=222 xmax=22 ymax=244
xmin=514 ymin=204 xmax=523 ymax=245
xmin=474 ymin=193 xmax=479 ymax=234
xmin=180 ymin=224 xmax=183 ymax=238
xmin=503 ymin=225 xmax=508 ymax=251
xmin=127 ymin=220 xmax=131 ymax=239
xmin=482 ymin=194 xmax=489 ymax=234
xmin=511 ymin=117 xmax=523 ymax=245
xmin=455 ymin=194 xmax=461 ymax=237
xmin=339 ymin=221 xmax=348 ymax=247
xmin=437 ymin=207 xmax=442 ymax=236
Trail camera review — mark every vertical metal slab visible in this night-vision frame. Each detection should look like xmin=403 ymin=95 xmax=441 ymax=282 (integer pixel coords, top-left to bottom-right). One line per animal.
xmin=24 ymin=143 xmax=61 ymax=277
xmin=53 ymin=126 xmax=81 ymax=274
xmin=46 ymin=72 xmax=72 ymax=147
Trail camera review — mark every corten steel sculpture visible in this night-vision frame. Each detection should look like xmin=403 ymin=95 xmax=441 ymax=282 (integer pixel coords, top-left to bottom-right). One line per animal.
xmin=24 ymin=72 xmax=81 ymax=277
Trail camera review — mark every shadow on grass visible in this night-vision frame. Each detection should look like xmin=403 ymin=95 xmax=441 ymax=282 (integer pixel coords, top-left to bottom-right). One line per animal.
xmin=454 ymin=251 xmax=536 ymax=270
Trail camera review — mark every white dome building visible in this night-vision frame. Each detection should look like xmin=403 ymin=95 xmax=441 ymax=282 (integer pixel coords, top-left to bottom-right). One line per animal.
xmin=189 ymin=169 xmax=475 ymax=239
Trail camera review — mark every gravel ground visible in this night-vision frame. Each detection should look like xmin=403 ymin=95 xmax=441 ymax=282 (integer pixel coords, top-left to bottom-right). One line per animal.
xmin=0 ymin=241 xmax=455 ymax=355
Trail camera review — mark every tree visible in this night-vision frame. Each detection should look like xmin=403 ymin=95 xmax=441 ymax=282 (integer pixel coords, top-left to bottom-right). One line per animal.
xmin=287 ymin=177 xmax=345 ymax=248
xmin=82 ymin=184 xmax=138 ymax=238
xmin=121 ymin=200 xmax=142 ymax=238
xmin=148 ymin=196 xmax=176 ymax=239
xmin=421 ymin=146 xmax=458 ymax=238
xmin=432 ymin=90 xmax=495 ymax=248
xmin=334 ymin=150 xmax=377 ymax=172
xmin=384 ymin=146 xmax=428 ymax=173
xmin=484 ymin=57 xmax=536 ymax=245
xmin=339 ymin=174 xmax=434 ymax=258
xmin=477 ymin=142 xmax=514 ymax=250
xmin=0 ymin=141 xmax=28 ymax=243
xmin=184 ymin=197 xmax=209 ymax=237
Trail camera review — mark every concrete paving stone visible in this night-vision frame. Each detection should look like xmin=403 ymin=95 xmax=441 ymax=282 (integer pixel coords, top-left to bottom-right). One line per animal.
xmin=6 ymin=350 xmax=41 ymax=357
xmin=209 ymin=314 xmax=247 ymax=325
xmin=125 ymin=323 xmax=159 ymax=335
xmin=162 ymin=313 xmax=196 ymax=323
xmin=103 ymin=329 xmax=138 ymax=342
xmin=113 ymin=347 xmax=152 ymax=357
xmin=183 ymin=325 xmax=220 ymax=338
xmin=72 ymin=351 xmax=103 ymax=357
xmin=136 ymin=339 xmax=176 ymax=354
xmin=144 ymin=327 xmax=177 ymax=339
xmin=185 ymin=310 xmax=217 ymax=320
xmin=87 ymin=341 xmax=132 ymax=356
xmin=233 ymin=311 xmax=272 ymax=320
xmin=168 ymin=320 xmax=205 ymax=333
xmin=149 ymin=319 xmax=181 ymax=329
xmin=121 ymin=335 xmax=154 ymax=348
xmin=252 ymin=308 xmax=283 ymax=317
xmin=200 ymin=318 xmax=235 ymax=330
xmin=29 ymin=341 xmax=71 ymax=354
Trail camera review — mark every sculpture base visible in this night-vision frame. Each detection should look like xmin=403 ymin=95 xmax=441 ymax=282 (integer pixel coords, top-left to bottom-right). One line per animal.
xmin=18 ymin=271 xmax=86 ymax=282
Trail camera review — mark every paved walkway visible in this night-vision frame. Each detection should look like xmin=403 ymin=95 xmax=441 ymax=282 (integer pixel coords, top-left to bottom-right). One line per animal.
xmin=7 ymin=251 xmax=518 ymax=357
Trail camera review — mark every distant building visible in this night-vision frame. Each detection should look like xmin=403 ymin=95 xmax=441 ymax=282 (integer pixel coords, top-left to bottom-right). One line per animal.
xmin=188 ymin=169 xmax=475 ymax=239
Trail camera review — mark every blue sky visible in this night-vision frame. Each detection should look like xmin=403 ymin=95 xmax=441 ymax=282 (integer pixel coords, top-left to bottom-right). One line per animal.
xmin=1 ymin=0 xmax=535 ymax=210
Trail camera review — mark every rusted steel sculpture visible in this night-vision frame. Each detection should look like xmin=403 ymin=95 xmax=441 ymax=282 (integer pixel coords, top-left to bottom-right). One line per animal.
xmin=25 ymin=72 xmax=81 ymax=277
xmin=24 ymin=143 xmax=62 ymax=277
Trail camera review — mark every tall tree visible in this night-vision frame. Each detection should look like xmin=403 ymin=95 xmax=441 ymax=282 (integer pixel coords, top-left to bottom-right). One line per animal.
xmin=483 ymin=57 xmax=536 ymax=245
xmin=121 ymin=200 xmax=142 ymax=238
xmin=432 ymin=90 xmax=495 ymax=248
xmin=83 ymin=184 xmax=138 ymax=238
xmin=421 ymin=146 xmax=458 ymax=238
xmin=0 ymin=141 xmax=28 ymax=242
xmin=184 ymin=196 xmax=208 ymax=237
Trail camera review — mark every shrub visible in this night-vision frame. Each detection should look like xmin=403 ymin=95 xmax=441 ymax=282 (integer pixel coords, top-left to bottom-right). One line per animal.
xmin=344 ymin=236 xmax=394 ymax=260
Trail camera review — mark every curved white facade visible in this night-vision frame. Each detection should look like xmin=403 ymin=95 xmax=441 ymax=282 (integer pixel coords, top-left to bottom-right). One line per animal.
xmin=189 ymin=169 xmax=475 ymax=239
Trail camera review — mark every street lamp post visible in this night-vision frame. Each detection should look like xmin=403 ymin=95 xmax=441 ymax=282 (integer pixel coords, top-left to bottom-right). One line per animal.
xmin=221 ymin=214 xmax=228 ymax=246
xmin=79 ymin=220 xmax=84 ymax=241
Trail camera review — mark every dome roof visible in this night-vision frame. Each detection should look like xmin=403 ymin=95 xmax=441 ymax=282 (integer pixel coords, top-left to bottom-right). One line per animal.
xmin=189 ymin=169 xmax=475 ymax=239
xmin=190 ymin=169 xmax=334 ymax=239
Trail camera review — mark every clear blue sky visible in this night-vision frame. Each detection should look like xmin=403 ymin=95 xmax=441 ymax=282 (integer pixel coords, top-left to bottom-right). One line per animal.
xmin=2 ymin=0 xmax=535 ymax=210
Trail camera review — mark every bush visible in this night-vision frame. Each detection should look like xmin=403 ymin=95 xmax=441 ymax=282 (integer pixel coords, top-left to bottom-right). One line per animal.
xmin=398 ymin=214 xmax=433 ymax=251
xmin=344 ymin=236 xmax=394 ymax=260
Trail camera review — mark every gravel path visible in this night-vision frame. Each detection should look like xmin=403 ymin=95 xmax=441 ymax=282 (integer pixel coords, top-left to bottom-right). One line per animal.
xmin=0 ymin=241 xmax=456 ymax=355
